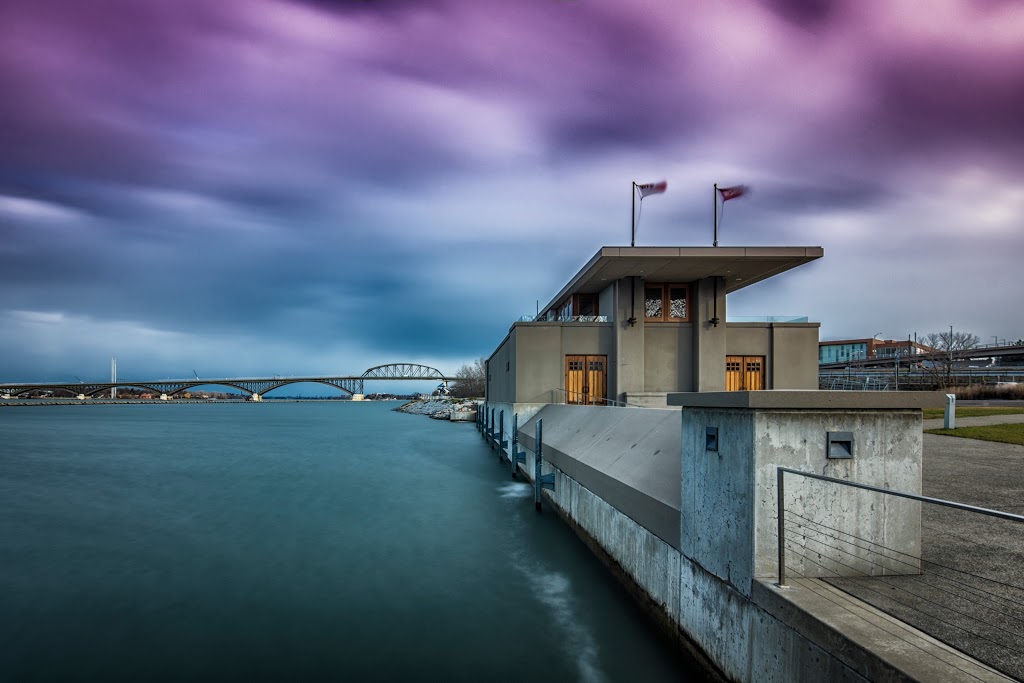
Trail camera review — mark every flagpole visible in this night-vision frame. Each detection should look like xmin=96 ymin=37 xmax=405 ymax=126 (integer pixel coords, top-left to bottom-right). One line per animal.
xmin=713 ymin=183 xmax=718 ymax=247
xmin=631 ymin=182 xmax=636 ymax=247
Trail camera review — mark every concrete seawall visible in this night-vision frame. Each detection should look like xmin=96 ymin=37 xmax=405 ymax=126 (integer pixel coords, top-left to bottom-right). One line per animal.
xmin=487 ymin=398 xmax=1009 ymax=683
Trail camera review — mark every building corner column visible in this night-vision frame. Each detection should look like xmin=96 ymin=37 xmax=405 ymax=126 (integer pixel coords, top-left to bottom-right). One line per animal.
xmin=692 ymin=277 xmax=727 ymax=392
xmin=613 ymin=277 xmax=645 ymax=402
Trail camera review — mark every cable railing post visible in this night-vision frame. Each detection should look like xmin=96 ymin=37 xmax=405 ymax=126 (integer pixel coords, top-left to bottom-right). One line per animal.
xmin=534 ymin=419 xmax=543 ymax=512
xmin=498 ymin=410 xmax=504 ymax=460
xmin=778 ymin=467 xmax=787 ymax=587
xmin=511 ymin=413 xmax=526 ymax=477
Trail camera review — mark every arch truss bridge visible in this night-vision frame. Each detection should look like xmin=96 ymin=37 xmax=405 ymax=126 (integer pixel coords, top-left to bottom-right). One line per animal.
xmin=0 ymin=363 xmax=454 ymax=401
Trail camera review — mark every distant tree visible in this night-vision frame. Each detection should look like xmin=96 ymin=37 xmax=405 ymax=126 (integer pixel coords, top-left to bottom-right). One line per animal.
xmin=922 ymin=330 xmax=980 ymax=387
xmin=450 ymin=357 xmax=486 ymax=398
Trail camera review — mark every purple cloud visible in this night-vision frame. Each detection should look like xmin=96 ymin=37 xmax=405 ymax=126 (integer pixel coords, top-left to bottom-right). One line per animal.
xmin=0 ymin=0 xmax=1021 ymax=382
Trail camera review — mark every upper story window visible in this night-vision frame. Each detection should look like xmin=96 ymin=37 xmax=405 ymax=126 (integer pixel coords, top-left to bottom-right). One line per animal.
xmin=577 ymin=293 xmax=597 ymax=317
xmin=558 ymin=298 xmax=572 ymax=320
xmin=555 ymin=293 xmax=600 ymax=320
xmin=644 ymin=284 xmax=689 ymax=322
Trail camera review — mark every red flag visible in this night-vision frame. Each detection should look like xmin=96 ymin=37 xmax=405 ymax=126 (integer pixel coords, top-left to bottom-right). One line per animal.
xmin=637 ymin=180 xmax=667 ymax=198
xmin=718 ymin=185 xmax=748 ymax=201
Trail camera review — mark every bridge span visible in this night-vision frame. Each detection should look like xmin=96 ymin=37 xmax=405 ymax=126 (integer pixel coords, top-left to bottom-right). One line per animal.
xmin=1 ymin=363 xmax=455 ymax=401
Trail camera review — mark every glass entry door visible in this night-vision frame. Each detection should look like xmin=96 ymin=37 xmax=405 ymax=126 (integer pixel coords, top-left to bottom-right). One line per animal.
xmin=565 ymin=355 xmax=607 ymax=405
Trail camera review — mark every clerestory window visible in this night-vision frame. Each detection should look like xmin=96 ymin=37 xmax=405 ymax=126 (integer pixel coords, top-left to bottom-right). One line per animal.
xmin=644 ymin=284 xmax=690 ymax=322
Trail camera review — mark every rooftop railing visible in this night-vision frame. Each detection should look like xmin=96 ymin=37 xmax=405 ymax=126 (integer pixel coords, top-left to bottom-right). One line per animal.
xmin=515 ymin=314 xmax=808 ymax=324
xmin=517 ymin=314 xmax=609 ymax=323
xmin=727 ymin=315 xmax=809 ymax=323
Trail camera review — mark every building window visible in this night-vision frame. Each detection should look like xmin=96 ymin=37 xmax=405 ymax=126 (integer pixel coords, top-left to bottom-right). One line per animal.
xmin=645 ymin=286 xmax=663 ymax=319
xmin=558 ymin=298 xmax=572 ymax=320
xmin=644 ymin=284 xmax=690 ymax=322
xmin=556 ymin=293 xmax=600 ymax=320
xmin=577 ymin=293 xmax=597 ymax=317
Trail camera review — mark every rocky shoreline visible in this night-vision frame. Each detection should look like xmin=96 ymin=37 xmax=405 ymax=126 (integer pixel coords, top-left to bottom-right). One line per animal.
xmin=394 ymin=398 xmax=480 ymax=420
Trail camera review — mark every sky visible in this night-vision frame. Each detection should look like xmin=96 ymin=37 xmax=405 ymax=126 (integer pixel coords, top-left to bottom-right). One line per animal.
xmin=1 ymin=0 xmax=1022 ymax=389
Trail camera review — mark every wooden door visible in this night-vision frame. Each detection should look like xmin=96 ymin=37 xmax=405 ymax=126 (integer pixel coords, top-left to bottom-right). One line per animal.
xmin=726 ymin=356 xmax=744 ymax=391
xmin=566 ymin=356 xmax=586 ymax=404
xmin=586 ymin=356 xmax=607 ymax=405
xmin=744 ymin=356 xmax=764 ymax=391
xmin=565 ymin=355 xmax=607 ymax=405
xmin=726 ymin=355 xmax=765 ymax=391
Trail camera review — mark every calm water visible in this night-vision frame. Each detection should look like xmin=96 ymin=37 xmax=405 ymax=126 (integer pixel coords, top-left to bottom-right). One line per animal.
xmin=0 ymin=402 xmax=696 ymax=681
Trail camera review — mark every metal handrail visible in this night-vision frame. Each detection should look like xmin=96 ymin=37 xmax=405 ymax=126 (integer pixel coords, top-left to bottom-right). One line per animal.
xmin=552 ymin=387 xmax=648 ymax=408
xmin=776 ymin=467 xmax=1024 ymax=587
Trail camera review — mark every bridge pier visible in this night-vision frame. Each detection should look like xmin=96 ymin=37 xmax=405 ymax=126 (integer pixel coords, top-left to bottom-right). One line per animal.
xmin=77 ymin=394 xmax=87 ymax=400
xmin=352 ymin=394 xmax=365 ymax=401
xmin=2 ymin=394 xmax=10 ymax=400
xmin=160 ymin=394 xmax=170 ymax=401
xmin=250 ymin=393 xmax=262 ymax=402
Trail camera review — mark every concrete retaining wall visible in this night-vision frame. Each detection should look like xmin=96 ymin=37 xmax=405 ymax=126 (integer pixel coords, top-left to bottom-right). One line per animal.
xmin=517 ymin=405 xmax=870 ymax=682
xmin=505 ymin=395 xmax=975 ymax=683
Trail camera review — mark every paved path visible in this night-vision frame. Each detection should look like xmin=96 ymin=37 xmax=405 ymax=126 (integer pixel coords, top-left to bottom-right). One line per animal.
xmin=923 ymin=413 xmax=1024 ymax=431
xmin=827 ymin=428 xmax=1024 ymax=680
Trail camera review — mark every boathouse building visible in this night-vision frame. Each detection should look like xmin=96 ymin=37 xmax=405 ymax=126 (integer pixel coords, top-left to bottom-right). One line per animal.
xmin=486 ymin=245 xmax=823 ymax=409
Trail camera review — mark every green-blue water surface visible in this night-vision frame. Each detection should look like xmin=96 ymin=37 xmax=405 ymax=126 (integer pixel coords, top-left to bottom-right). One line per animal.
xmin=0 ymin=402 xmax=698 ymax=681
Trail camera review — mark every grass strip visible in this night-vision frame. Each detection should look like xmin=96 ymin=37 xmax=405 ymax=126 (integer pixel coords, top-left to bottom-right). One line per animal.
xmin=926 ymin=423 xmax=1024 ymax=446
xmin=922 ymin=407 xmax=1024 ymax=420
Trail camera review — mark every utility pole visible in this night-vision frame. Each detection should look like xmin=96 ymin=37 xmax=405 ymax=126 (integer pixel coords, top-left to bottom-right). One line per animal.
xmin=111 ymin=357 xmax=117 ymax=399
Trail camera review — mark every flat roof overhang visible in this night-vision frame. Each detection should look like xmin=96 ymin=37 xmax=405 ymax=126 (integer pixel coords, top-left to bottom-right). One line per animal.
xmin=541 ymin=246 xmax=823 ymax=315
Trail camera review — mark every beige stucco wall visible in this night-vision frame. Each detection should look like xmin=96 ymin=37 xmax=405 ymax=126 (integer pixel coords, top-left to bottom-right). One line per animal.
xmin=725 ymin=324 xmax=770 ymax=356
xmin=643 ymin=324 xmax=695 ymax=392
xmin=559 ymin=324 xmax=613 ymax=356
xmin=485 ymin=333 xmax=516 ymax=403
xmin=512 ymin=324 xmax=561 ymax=403
xmin=770 ymin=324 xmax=820 ymax=389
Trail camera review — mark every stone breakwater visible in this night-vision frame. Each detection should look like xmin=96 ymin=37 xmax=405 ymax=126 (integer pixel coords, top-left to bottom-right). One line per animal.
xmin=395 ymin=399 xmax=479 ymax=420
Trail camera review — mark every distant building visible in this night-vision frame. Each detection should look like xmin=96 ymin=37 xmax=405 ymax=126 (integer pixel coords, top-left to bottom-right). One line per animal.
xmin=486 ymin=245 xmax=822 ymax=410
xmin=819 ymin=338 xmax=934 ymax=364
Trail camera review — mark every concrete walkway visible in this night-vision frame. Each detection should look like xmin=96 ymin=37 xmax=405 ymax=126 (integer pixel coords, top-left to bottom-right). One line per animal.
xmin=826 ymin=427 xmax=1024 ymax=680
xmin=922 ymin=413 xmax=1024 ymax=431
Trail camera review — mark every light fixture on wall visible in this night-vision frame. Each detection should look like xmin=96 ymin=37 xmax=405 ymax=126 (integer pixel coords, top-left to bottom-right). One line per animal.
xmin=708 ymin=276 xmax=722 ymax=327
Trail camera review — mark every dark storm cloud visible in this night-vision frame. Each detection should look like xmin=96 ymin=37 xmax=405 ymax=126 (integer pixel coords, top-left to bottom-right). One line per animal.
xmin=0 ymin=1 xmax=226 ymax=186
xmin=763 ymin=0 xmax=839 ymax=28
xmin=0 ymin=0 xmax=497 ymax=210
xmin=288 ymin=0 xmax=433 ymax=15
xmin=321 ymin=0 xmax=700 ymax=157
xmin=861 ymin=50 xmax=1024 ymax=169
xmin=755 ymin=179 xmax=893 ymax=215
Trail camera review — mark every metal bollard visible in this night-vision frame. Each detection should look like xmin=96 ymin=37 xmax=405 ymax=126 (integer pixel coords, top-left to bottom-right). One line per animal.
xmin=489 ymin=408 xmax=495 ymax=448
xmin=498 ymin=410 xmax=504 ymax=460
xmin=533 ymin=419 xmax=555 ymax=511
xmin=534 ymin=419 xmax=543 ymax=511
xmin=511 ymin=413 xmax=526 ymax=478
